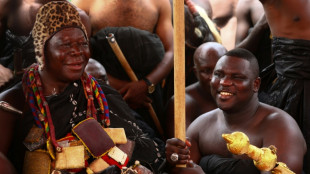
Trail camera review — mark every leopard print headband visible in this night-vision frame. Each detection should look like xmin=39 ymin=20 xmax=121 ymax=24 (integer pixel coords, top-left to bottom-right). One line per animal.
xmin=32 ymin=1 xmax=87 ymax=70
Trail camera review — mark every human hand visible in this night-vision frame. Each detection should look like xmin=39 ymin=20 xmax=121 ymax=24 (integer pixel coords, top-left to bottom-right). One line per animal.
xmin=165 ymin=138 xmax=192 ymax=165
xmin=119 ymin=80 xmax=152 ymax=109
xmin=0 ymin=64 xmax=13 ymax=87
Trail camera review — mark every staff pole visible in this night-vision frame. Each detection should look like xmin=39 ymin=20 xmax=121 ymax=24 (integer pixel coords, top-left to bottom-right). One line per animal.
xmin=173 ymin=0 xmax=186 ymax=153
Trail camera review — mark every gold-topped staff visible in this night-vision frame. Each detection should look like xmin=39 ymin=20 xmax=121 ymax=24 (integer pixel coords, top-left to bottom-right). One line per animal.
xmin=173 ymin=0 xmax=186 ymax=168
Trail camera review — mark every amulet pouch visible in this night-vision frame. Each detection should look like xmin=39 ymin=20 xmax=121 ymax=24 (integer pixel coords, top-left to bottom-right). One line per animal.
xmin=72 ymin=117 xmax=115 ymax=157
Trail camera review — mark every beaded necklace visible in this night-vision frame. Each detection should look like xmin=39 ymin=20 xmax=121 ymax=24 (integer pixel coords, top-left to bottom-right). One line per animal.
xmin=22 ymin=64 xmax=110 ymax=152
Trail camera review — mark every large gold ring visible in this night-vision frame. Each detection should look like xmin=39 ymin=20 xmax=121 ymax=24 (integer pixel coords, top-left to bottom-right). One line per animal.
xmin=170 ymin=153 xmax=178 ymax=162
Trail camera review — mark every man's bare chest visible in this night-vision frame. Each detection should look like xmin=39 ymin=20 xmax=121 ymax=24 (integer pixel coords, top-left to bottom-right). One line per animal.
xmin=198 ymin=128 xmax=233 ymax=157
xmin=89 ymin=0 xmax=159 ymax=33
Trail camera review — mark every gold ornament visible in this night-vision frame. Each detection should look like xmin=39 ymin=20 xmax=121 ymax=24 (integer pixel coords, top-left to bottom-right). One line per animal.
xmin=222 ymin=131 xmax=295 ymax=173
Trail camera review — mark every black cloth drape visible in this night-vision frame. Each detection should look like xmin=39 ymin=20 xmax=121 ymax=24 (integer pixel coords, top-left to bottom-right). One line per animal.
xmin=259 ymin=37 xmax=310 ymax=174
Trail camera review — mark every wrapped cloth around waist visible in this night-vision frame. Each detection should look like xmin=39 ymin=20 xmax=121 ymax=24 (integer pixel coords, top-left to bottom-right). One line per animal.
xmin=273 ymin=37 xmax=310 ymax=79
xmin=91 ymin=27 xmax=165 ymax=81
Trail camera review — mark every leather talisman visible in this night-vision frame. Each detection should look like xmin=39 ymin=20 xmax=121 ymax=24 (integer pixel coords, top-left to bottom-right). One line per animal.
xmin=72 ymin=117 xmax=115 ymax=157
xmin=55 ymin=145 xmax=85 ymax=170
xmin=23 ymin=126 xmax=47 ymax=151
xmin=22 ymin=150 xmax=51 ymax=174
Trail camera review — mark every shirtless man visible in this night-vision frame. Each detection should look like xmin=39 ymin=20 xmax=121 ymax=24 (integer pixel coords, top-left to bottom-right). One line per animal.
xmin=165 ymin=42 xmax=226 ymax=138
xmin=71 ymin=0 xmax=173 ymax=87
xmin=165 ymin=48 xmax=306 ymax=174
xmin=0 ymin=0 xmax=91 ymax=89
xmin=72 ymin=0 xmax=173 ymax=131
xmin=257 ymin=1 xmax=310 ymax=172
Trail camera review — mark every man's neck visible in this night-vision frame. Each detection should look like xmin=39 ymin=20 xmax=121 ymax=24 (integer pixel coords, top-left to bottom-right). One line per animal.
xmin=39 ymin=71 xmax=70 ymax=96
xmin=222 ymin=97 xmax=260 ymax=128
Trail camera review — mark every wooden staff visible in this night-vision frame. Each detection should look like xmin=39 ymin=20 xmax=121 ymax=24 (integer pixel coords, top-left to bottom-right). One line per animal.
xmin=173 ymin=0 xmax=185 ymax=142
xmin=106 ymin=33 xmax=164 ymax=137
xmin=173 ymin=0 xmax=186 ymax=168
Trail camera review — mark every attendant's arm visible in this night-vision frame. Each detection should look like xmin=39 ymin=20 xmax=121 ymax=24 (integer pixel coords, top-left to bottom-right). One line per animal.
xmin=146 ymin=0 xmax=174 ymax=85
xmin=0 ymin=152 xmax=16 ymax=174
xmin=236 ymin=14 xmax=269 ymax=53
xmin=235 ymin=1 xmax=251 ymax=45
xmin=107 ymin=73 xmax=152 ymax=109
xmin=106 ymin=74 xmax=129 ymax=90
xmin=0 ymin=64 xmax=13 ymax=87
xmin=0 ymin=108 xmax=16 ymax=155
xmin=220 ymin=16 xmax=237 ymax=50
xmin=0 ymin=86 xmax=23 ymax=155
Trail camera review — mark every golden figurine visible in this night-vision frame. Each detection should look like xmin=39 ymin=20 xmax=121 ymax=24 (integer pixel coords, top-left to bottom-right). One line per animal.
xmin=222 ymin=131 xmax=295 ymax=174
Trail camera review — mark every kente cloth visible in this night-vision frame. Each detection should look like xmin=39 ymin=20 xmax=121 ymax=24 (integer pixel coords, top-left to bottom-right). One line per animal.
xmin=258 ymin=37 xmax=310 ymax=174
xmin=199 ymin=155 xmax=260 ymax=174
xmin=91 ymin=27 xmax=165 ymax=133
xmin=8 ymin=81 xmax=165 ymax=173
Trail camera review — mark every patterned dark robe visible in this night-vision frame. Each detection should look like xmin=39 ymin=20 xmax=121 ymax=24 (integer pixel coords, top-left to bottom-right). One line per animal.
xmin=8 ymin=81 xmax=165 ymax=173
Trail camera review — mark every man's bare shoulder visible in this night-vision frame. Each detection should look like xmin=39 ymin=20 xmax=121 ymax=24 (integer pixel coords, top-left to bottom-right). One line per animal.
xmin=187 ymin=109 xmax=220 ymax=131
xmin=260 ymin=102 xmax=296 ymax=123
xmin=257 ymin=103 xmax=306 ymax=172
xmin=185 ymin=83 xmax=200 ymax=101
xmin=258 ymin=102 xmax=303 ymax=136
